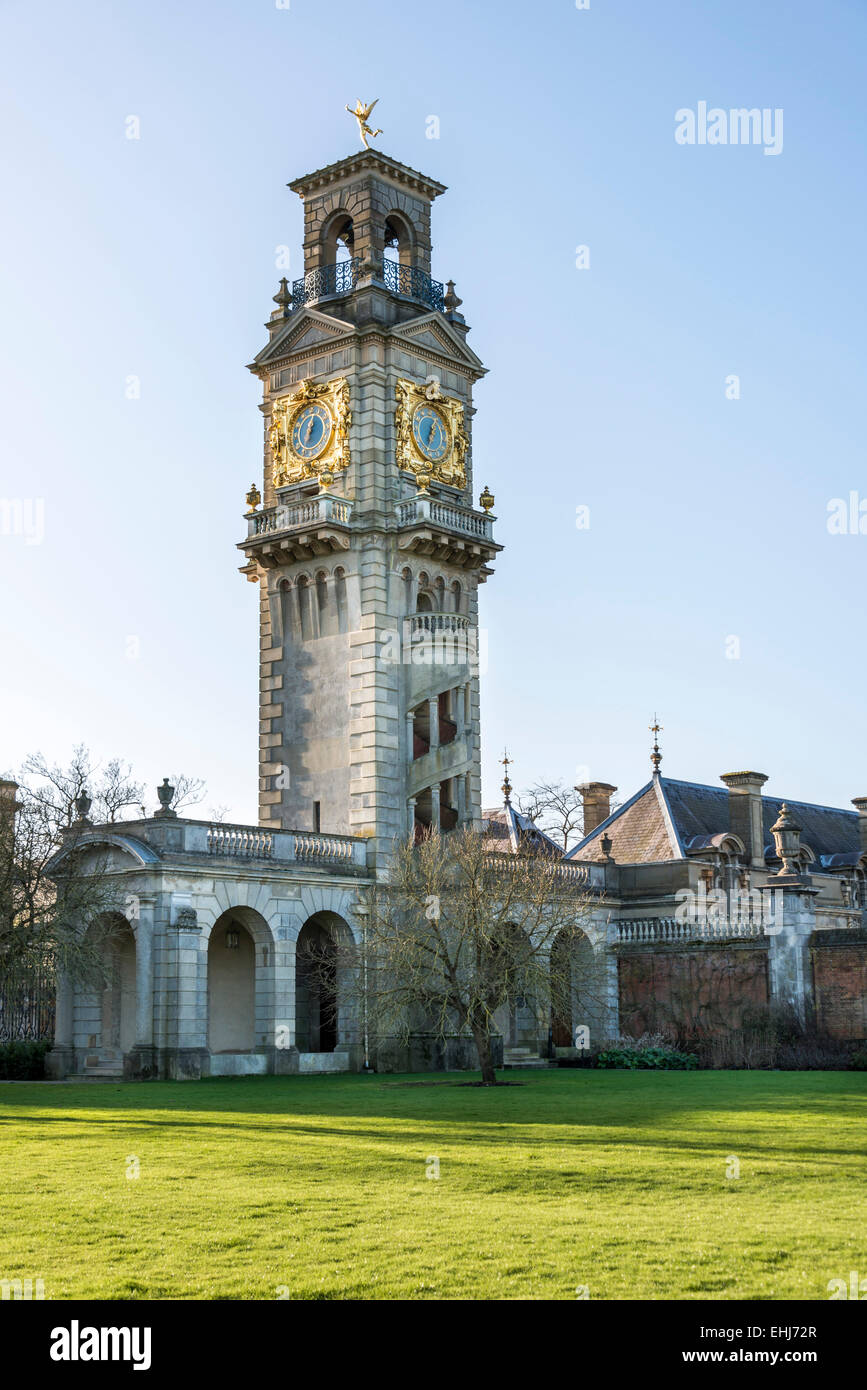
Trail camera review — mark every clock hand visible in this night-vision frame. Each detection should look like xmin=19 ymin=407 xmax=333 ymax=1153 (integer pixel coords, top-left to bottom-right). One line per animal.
xmin=304 ymin=416 xmax=316 ymax=443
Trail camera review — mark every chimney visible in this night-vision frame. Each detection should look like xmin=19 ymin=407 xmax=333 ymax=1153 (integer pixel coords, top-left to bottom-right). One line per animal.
xmin=0 ymin=778 xmax=21 ymax=816
xmin=577 ymin=782 xmax=617 ymax=835
xmin=852 ymin=798 xmax=867 ymax=854
xmin=720 ymin=771 xmax=768 ymax=869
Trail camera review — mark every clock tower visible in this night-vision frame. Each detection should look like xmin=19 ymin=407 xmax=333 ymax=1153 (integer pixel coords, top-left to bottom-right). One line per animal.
xmin=240 ymin=146 xmax=500 ymax=867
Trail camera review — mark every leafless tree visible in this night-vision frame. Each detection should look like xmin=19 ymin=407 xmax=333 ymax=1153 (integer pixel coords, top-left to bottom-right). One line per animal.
xmin=164 ymin=773 xmax=207 ymax=815
xmin=0 ymin=780 xmax=123 ymax=995
xmin=348 ymin=828 xmax=605 ymax=1085
xmin=517 ymin=779 xmax=584 ymax=852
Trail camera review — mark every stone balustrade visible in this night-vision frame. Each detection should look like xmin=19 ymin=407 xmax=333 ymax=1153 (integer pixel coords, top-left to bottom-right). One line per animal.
xmin=616 ymin=916 xmax=765 ymax=944
xmin=248 ymin=494 xmax=353 ymax=537
xmin=395 ymin=497 xmax=493 ymax=540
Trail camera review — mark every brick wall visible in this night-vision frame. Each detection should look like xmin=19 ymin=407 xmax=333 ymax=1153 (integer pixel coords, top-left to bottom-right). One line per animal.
xmin=618 ymin=948 xmax=769 ymax=1038
xmin=812 ymin=940 xmax=867 ymax=1040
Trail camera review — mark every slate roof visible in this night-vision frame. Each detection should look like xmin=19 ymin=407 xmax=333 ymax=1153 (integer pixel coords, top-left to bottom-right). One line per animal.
xmin=481 ymin=803 xmax=561 ymax=856
xmin=566 ymin=776 xmax=862 ymax=867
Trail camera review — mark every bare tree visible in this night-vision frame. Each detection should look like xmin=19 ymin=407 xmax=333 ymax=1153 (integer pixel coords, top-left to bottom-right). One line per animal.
xmin=356 ymin=828 xmax=603 ymax=1085
xmin=517 ymin=779 xmax=585 ymax=852
xmin=165 ymin=773 xmax=207 ymax=815
xmin=0 ymin=780 xmax=124 ymax=996
xmin=0 ymin=749 xmax=207 ymax=997
xmin=21 ymin=748 xmax=143 ymax=827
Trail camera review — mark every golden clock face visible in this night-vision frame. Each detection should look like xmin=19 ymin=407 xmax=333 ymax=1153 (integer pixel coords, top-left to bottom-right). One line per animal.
xmin=291 ymin=402 xmax=333 ymax=461
xmin=412 ymin=404 xmax=450 ymax=462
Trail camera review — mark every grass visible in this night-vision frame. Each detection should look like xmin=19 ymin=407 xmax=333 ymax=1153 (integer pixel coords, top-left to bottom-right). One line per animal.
xmin=0 ymin=1070 xmax=864 ymax=1300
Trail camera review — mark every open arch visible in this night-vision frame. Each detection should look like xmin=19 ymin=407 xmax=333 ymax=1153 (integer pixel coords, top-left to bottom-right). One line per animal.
xmin=321 ymin=211 xmax=355 ymax=265
xmin=295 ymin=912 xmax=356 ymax=1053
xmin=206 ymin=907 xmax=275 ymax=1056
xmin=208 ymin=915 xmax=255 ymax=1052
xmin=551 ymin=926 xmax=603 ymax=1051
xmin=73 ymin=912 xmax=137 ymax=1066
xmin=384 ymin=211 xmax=414 ymax=267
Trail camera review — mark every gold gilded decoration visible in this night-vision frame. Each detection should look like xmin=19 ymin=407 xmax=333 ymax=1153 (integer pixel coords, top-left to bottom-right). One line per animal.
xmin=345 ymin=98 xmax=382 ymax=150
xmin=245 ymin=482 xmax=261 ymax=512
xmin=395 ymin=377 xmax=468 ymax=489
xmin=269 ymin=377 xmax=351 ymax=488
xmin=479 ymin=485 xmax=494 ymax=513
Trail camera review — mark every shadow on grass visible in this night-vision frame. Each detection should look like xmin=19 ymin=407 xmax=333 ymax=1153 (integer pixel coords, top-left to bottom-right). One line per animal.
xmin=0 ymin=1071 xmax=864 ymax=1151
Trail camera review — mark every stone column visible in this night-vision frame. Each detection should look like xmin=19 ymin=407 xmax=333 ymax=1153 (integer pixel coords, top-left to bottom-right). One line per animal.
xmin=430 ymin=782 xmax=441 ymax=832
xmin=763 ymin=885 xmax=817 ymax=1025
xmin=427 ymin=696 xmax=439 ymax=750
xmin=126 ymin=894 xmax=156 ymax=1079
xmin=407 ymin=797 xmax=417 ymax=836
xmin=762 ymin=804 xmax=817 ymax=1024
xmin=455 ymin=776 xmax=466 ymax=824
xmin=46 ymin=971 xmax=75 ymax=1078
xmin=406 ymin=710 xmax=415 ymax=763
xmin=167 ymin=907 xmax=209 ymax=1079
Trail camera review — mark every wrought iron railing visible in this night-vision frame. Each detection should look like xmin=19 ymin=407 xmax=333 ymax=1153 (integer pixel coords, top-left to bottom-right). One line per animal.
xmin=290 ymin=257 xmax=445 ymax=312
xmin=292 ymin=259 xmax=360 ymax=306
xmin=382 ymin=258 xmax=445 ymax=311
xmin=0 ymin=967 xmax=56 ymax=1041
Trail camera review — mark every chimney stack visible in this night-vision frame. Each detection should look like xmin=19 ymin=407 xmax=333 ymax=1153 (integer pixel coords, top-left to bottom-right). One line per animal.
xmin=720 ymin=771 xmax=768 ymax=869
xmin=852 ymin=798 xmax=867 ymax=854
xmin=0 ymin=778 xmax=21 ymax=816
xmin=577 ymin=782 xmax=617 ymax=835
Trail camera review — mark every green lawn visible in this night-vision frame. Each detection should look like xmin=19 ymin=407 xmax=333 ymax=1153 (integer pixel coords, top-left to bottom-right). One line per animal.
xmin=0 ymin=1070 xmax=864 ymax=1300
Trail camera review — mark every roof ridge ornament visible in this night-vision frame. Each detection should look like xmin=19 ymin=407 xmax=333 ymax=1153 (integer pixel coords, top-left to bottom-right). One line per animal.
xmin=650 ymin=714 xmax=663 ymax=774
xmin=500 ymin=750 xmax=513 ymax=805
xmin=346 ymin=98 xmax=382 ymax=150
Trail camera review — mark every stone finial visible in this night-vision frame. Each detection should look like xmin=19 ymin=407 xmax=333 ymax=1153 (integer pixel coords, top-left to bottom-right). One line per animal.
xmin=770 ymin=803 xmax=802 ymax=878
xmin=273 ymin=278 xmax=292 ymax=315
xmin=74 ymin=789 xmax=93 ymax=824
xmin=154 ymin=778 xmax=177 ymax=820
xmin=600 ymin=831 xmax=614 ymax=863
xmin=444 ymin=280 xmax=463 ymax=314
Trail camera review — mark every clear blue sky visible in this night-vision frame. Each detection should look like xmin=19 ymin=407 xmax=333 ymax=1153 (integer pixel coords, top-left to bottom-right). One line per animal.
xmin=1 ymin=0 xmax=865 ymax=822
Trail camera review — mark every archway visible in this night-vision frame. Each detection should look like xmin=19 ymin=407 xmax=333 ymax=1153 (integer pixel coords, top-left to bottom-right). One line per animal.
xmin=550 ymin=927 xmax=599 ymax=1050
xmin=208 ymin=914 xmax=256 ymax=1053
xmin=103 ymin=918 xmax=136 ymax=1055
xmin=73 ymin=912 xmax=136 ymax=1063
xmin=295 ymin=913 xmax=355 ymax=1052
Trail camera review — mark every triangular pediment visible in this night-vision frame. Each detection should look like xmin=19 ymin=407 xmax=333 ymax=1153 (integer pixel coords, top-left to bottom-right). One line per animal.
xmin=252 ymin=308 xmax=355 ymax=369
xmin=391 ymin=313 xmax=486 ymax=374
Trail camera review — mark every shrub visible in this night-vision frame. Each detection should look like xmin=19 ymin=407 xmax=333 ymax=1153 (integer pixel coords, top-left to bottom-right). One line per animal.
xmin=850 ymin=1050 xmax=867 ymax=1071
xmin=0 ymin=1040 xmax=52 ymax=1080
xmin=596 ymin=1045 xmax=698 ymax=1071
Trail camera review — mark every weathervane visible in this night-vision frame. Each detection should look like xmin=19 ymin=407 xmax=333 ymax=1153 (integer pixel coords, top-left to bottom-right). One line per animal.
xmin=346 ymin=98 xmax=382 ymax=150
xmin=500 ymin=750 xmax=513 ymax=804
xmin=650 ymin=715 xmax=663 ymax=774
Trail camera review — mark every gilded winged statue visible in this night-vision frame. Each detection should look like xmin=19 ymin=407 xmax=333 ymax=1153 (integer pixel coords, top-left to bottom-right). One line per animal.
xmin=346 ymin=99 xmax=382 ymax=150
